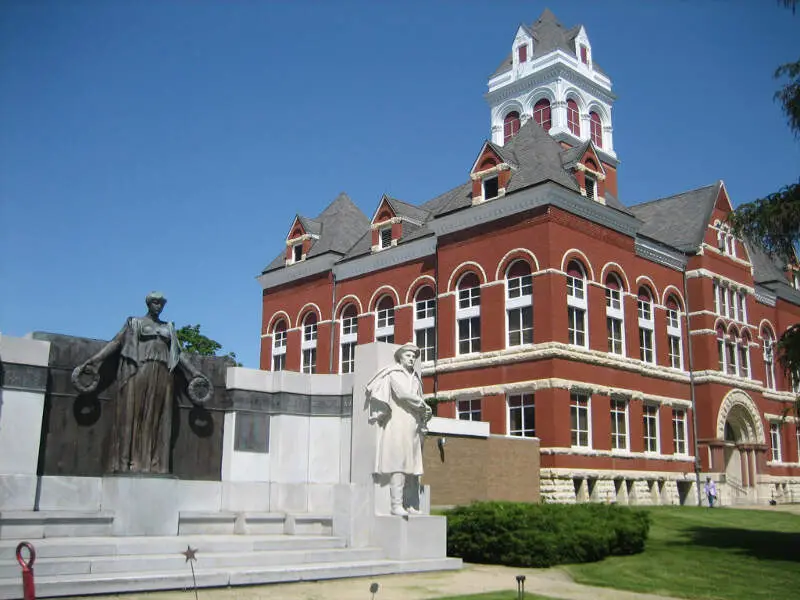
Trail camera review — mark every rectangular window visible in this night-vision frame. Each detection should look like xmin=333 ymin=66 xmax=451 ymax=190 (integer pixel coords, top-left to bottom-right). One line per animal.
xmin=639 ymin=328 xmax=654 ymax=363
xmin=457 ymin=399 xmax=482 ymax=422
xmin=303 ymin=323 xmax=318 ymax=342
xmin=341 ymin=341 xmax=356 ymax=374
xmin=605 ymin=287 xmax=621 ymax=311
xmin=508 ymin=306 xmax=533 ymax=346
xmin=727 ymin=289 xmax=735 ymax=319
xmin=272 ymin=353 xmax=286 ymax=372
xmin=585 ymin=177 xmax=596 ymax=201
xmin=726 ymin=340 xmax=737 ymax=375
xmin=458 ymin=286 xmax=481 ymax=309
xmin=566 ymin=275 xmax=584 ymax=300
xmin=568 ymin=307 xmax=586 ymax=347
xmin=666 ymin=308 xmax=679 ymax=329
xmin=507 ymin=274 xmax=533 ymax=299
xmin=380 ymin=227 xmax=392 ymax=249
xmin=293 ymin=243 xmax=303 ymax=262
xmin=517 ymin=44 xmax=527 ymax=63
xmin=342 ymin=315 xmax=358 ymax=336
xmin=719 ymin=285 xmax=728 ymax=316
xmin=483 ymin=176 xmax=499 ymax=200
xmin=458 ymin=317 xmax=481 ymax=354
xmin=272 ymin=330 xmax=287 ymax=372
xmin=415 ymin=327 xmax=436 ymax=362
xmin=738 ymin=345 xmax=750 ymax=378
xmin=274 ymin=330 xmax=287 ymax=348
xmin=302 ymin=348 xmax=316 ymax=374
xmin=672 ymin=409 xmax=687 ymax=455
xmin=377 ymin=307 xmax=394 ymax=329
xmin=570 ymin=393 xmax=590 ymax=448
xmin=610 ymin=399 xmax=629 ymax=451
xmin=508 ymin=393 xmax=535 ymax=437
xmin=607 ymin=317 xmax=623 ymax=355
xmin=668 ymin=336 xmax=682 ymax=369
xmin=643 ymin=405 xmax=659 ymax=453
xmin=770 ymin=423 xmax=782 ymax=462
xmin=376 ymin=333 xmax=395 ymax=344
xmin=637 ymin=298 xmax=652 ymax=321
xmin=580 ymin=45 xmax=588 ymax=64
xmin=416 ymin=297 xmax=436 ymax=320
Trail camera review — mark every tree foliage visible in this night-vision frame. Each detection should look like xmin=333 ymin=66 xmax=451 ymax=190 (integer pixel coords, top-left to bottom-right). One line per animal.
xmin=176 ymin=324 xmax=240 ymax=364
xmin=728 ymin=0 xmax=799 ymax=409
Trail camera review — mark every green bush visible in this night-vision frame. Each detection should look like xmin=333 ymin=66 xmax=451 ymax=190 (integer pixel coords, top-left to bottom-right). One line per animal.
xmin=445 ymin=501 xmax=650 ymax=568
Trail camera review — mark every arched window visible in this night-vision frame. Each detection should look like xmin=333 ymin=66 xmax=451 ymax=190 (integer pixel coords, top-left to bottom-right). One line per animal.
xmin=533 ymin=99 xmax=552 ymax=132
xmin=340 ymin=304 xmax=358 ymax=374
xmin=605 ymin=274 xmax=624 ymax=355
xmin=762 ymin=328 xmax=775 ymax=390
xmin=503 ymin=111 xmax=520 ymax=143
xmin=637 ymin=287 xmax=655 ymax=364
xmin=567 ymin=99 xmax=580 ymax=136
xmin=375 ymin=296 xmax=395 ymax=343
xmin=414 ymin=286 xmax=436 ymax=362
xmin=739 ymin=331 xmax=751 ymax=379
xmin=566 ymin=261 xmax=587 ymax=348
xmin=272 ymin=319 xmax=287 ymax=371
xmin=457 ymin=273 xmax=481 ymax=355
xmin=506 ymin=260 xmax=533 ymax=347
xmin=666 ymin=295 xmax=683 ymax=370
xmin=589 ymin=111 xmax=602 ymax=148
xmin=301 ymin=313 xmax=318 ymax=374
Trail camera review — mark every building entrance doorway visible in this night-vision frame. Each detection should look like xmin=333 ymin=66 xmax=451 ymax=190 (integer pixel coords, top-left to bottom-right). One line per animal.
xmin=716 ymin=390 xmax=765 ymax=505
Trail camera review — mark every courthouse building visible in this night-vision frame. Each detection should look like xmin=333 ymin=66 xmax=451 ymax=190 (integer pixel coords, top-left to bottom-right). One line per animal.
xmin=257 ymin=10 xmax=800 ymax=505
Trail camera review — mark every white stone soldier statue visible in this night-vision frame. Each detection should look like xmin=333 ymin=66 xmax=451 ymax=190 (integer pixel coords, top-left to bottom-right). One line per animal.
xmin=365 ymin=343 xmax=432 ymax=516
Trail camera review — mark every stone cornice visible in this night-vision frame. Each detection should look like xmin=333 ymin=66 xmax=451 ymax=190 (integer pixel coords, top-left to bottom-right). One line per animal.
xmin=333 ymin=236 xmax=437 ymax=282
xmin=258 ymin=254 xmax=338 ymax=291
xmin=754 ymin=286 xmax=777 ymax=307
xmin=634 ymin=238 xmax=687 ymax=272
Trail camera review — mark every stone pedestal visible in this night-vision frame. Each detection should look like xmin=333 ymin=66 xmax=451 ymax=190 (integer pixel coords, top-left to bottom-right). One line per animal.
xmin=373 ymin=515 xmax=447 ymax=560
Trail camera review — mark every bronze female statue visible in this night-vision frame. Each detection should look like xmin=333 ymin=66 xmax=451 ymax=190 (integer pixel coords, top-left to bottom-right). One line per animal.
xmin=72 ymin=292 xmax=212 ymax=474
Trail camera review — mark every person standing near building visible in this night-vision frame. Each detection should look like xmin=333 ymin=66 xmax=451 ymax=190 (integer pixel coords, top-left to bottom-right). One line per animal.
xmin=704 ymin=476 xmax=718 ymax=508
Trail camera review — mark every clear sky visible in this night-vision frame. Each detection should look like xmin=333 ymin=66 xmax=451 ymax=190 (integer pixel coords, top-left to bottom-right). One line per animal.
xmin=2 ymin=1 xmax=798 ymax=368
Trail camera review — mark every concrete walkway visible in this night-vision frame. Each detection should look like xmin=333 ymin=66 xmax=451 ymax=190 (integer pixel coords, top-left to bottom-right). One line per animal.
xmin=81 ymin=563 xmax=680 ymax=600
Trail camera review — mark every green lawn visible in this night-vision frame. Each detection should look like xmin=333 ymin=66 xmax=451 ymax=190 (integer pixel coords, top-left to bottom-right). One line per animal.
xmin=565 ymin=506 xmax=800 ymax=600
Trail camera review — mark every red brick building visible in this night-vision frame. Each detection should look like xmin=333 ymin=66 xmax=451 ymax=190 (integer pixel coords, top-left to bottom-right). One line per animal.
xmin=257 ymin=10 xmax=800 ymax=505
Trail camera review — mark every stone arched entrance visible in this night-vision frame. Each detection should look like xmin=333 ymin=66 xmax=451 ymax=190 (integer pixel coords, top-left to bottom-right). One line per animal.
xmin=713 ymin=390 xmax=765 ymax=504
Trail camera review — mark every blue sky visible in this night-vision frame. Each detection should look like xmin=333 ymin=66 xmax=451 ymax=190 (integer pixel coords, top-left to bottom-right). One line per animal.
xmin=2 ymin=1 xmax=798 ymax=368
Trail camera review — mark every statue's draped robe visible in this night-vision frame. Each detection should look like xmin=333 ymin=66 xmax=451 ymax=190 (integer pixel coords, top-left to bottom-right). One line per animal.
xmin=366 ymin=365 xmax=429 ymax=476
xmin=109 ymin=317 xmax=181 ymax=474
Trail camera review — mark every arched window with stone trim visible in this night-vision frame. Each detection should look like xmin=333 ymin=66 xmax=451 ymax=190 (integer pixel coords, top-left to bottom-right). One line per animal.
xmin=605 ymin=273 xmax=624 ymax=355
xmin=716 ymin=324 xmax=726 ymax=372
xmin=301 ymin=312 xmax=318 ymax=374
xmin=566 ymin=260 xmax=588 ymax=348
xmin=533 ymin=99 xmax=552 ymax=132
xmin=375 ymin=296 xmax=395 ymax=343
xmin=505 ymin=260 xmax=533 ymax=347
xmin=339 ymin=304 xmax=358 ymax=374
xmin=456 ymin=272 xmax=481 ymax=355
xmin=739 ymin=331 xmax=751 ymax=379
xmin=503 ymin=111 xmax=520 ymax=143
xmin=589 ymin=111 xmax=603 ymax=147
xmin=414 ymin=286 xmax=436 ymax=362
xmin=272 ymin=318 xmax=288 ymax=371
xmin=637 ymin=286 xmax=655 ymax=364
xmin=666 ymin=295 xmax=683 ymax=370
xmin=567 ymin=99 xmax=580 ymax=136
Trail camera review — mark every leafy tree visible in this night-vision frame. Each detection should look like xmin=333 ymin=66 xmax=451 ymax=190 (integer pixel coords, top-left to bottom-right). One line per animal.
xmin=176 ymin=324 xmax=240 ymax=365
xmin=728 ymin=0 xmax=799 ymax=407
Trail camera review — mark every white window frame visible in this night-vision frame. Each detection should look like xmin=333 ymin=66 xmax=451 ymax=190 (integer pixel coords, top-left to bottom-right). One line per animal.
xmin=456 ymin=276 xmax=481 ymax=355
xmin=725 ymin=332 xmax=738 ymax=376
xmin=610 ymin=398 xmax=629 ymax=451
xmin=672 ymin=409 xmax=688 ymax=456
xmin=738 ymin=336 xmax=751 ymax=379
xmin=643 ymin=404 xmax=660 ymax=454
xmin=506 ymin=267 xmax=533 ymax=348
xmin=379 ymin=226 xmax=393 ymax=250
xmin=301 ymin=315 xmax=318 ymax=374
xmin=605 ymin=280 xmax=624 ymax=356
xmin=770 ymin=422 xmax=782 ymax=462
xmin=570 ymin=393 xmax=591 ymax=448
xmin=507 ymin=393 xmax=535 ymax=437
xmin=272 ymin=323 xmax=287 ymax=372
xmin=566 ymin=266 xmax=588 ymax=348
xmin=638 ymin=291 xmax=655 ymax=364
xmin=414 ymin=289 xmax=436 ymax=363
xmin=340 ymin=308 xmax=358 ymax=374
xmin=713 ymin=281 xmax=721 ymax=315
xmin=727 ymin=288 xmax=736 ymax=320
xmin=456 ymin=398 xmax=482 ymax=422
xmin=292 ymin=242 xmax=303 ymax=264
xmin=375 ymin=297 xmax=395 ymax=343
xmin=666 ymin=305 xmax=683 ymax=370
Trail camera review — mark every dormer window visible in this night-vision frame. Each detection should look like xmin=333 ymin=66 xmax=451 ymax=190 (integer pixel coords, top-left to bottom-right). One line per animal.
xmin=379 ymin=226 xmax=392 ymax=249
xmin=517 ymin=44 xmax=527 ymax=63
xmin=580 ymin=45 xmax=588 ymax=64
xmin=483 ymin=176 xmax=499 ymax=201
xmin=293 ymin=243 xmax=303 ymax=263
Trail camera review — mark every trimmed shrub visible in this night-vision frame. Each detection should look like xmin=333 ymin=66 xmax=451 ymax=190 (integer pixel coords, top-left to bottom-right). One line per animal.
xmin=446 ymin=501 xmax=650 ymax=568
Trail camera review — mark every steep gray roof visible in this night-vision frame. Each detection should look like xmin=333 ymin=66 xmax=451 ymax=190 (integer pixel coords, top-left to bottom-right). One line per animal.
xmin=560 ymin=140 xmax=591 ymax=168
xmin=261 ymin=192 xmax=369 ymax=274
xmin=297 ymin=215 xmax=321 ymax=236
xmin=747 ymin=242 xmax=800 ymax=304
xmin=629 ymin=182 xmax=721 ymax=253
xmin=385 ymin=196 xmax=430 ymax=224
xmin=491 ymin=9 xmax=605 ymax=78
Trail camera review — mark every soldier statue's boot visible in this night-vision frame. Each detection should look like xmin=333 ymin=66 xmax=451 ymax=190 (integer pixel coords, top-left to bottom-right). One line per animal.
xmin=390 ymin=473 xmax=408 ymax=516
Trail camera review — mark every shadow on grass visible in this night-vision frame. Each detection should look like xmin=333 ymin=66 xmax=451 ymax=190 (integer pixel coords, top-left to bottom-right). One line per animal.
xmin=683 ymin=526 xmax=800 ymax=562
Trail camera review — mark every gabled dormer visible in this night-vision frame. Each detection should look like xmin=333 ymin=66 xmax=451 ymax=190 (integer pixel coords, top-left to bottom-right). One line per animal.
xmin=470 ymin=141 xmax=514 ymax=205
xmin=512 ymin=24 xmax=534 ymax=70
xmin=369 ymin=194 xmax=431 ymax=253
xmin=561 ymin=141 xmax=606 ymax=204
xmin=572 ymin=26 xmax=592 ymax=69
xmin=285 ymin=215 xmax=320 ymax=266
